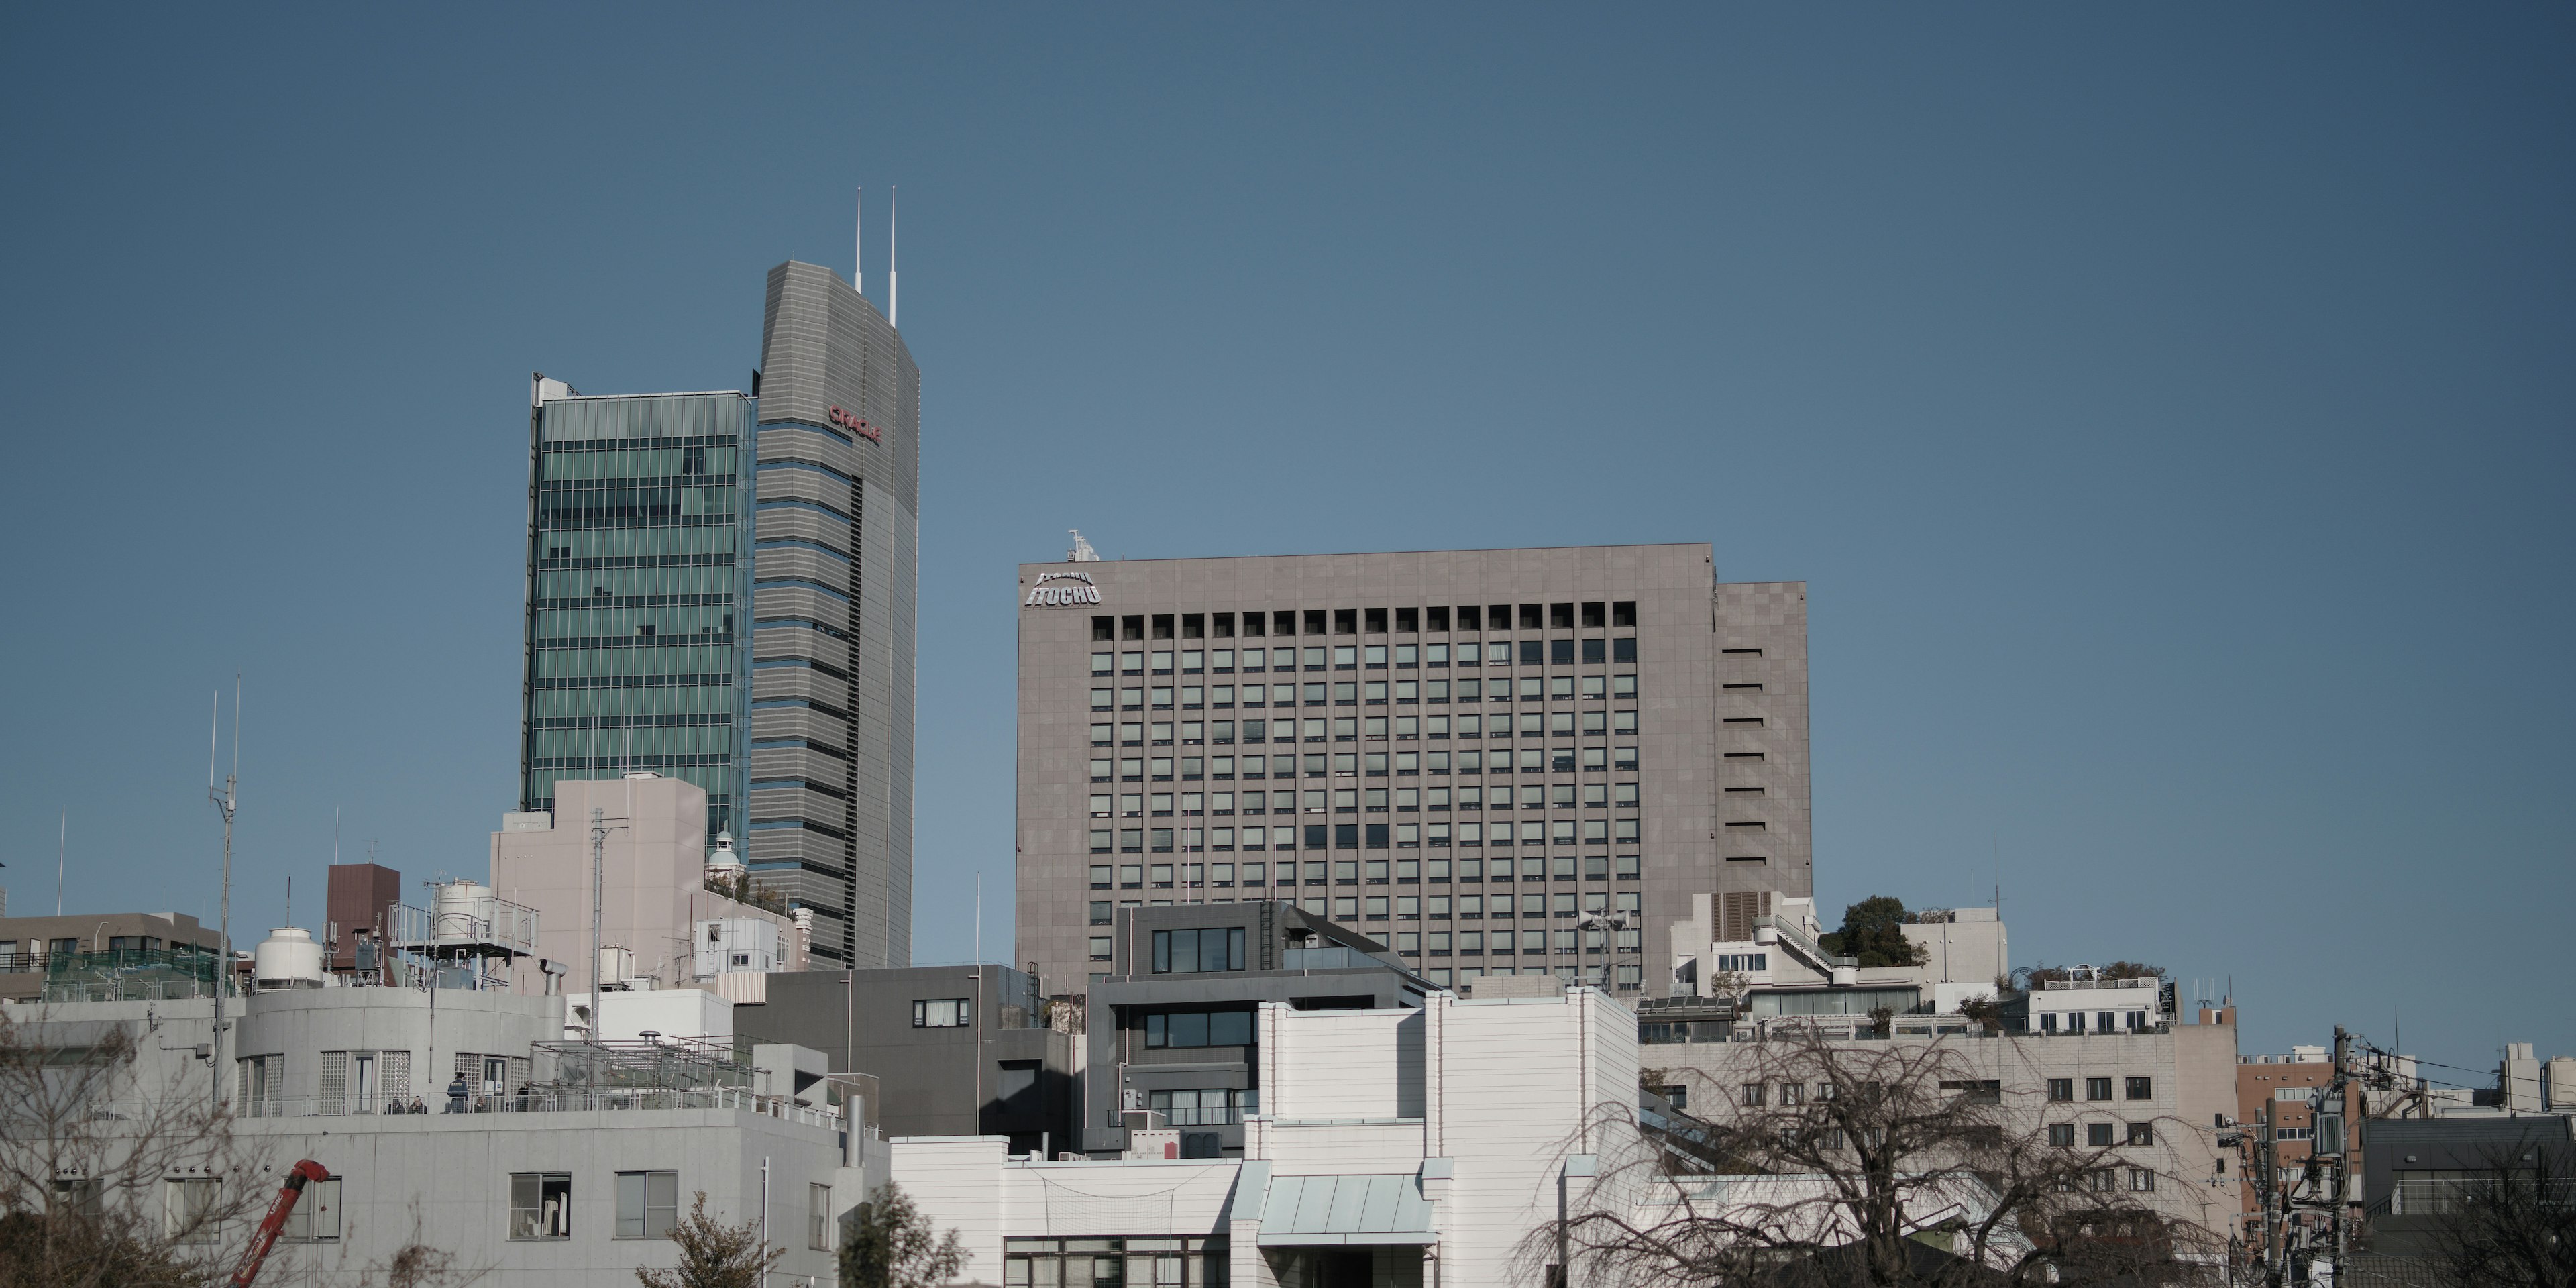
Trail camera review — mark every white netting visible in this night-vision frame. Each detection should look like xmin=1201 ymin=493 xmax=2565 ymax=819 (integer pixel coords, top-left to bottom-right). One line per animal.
xmin=1037 ymin=1176 xmax=1183 ymax=1234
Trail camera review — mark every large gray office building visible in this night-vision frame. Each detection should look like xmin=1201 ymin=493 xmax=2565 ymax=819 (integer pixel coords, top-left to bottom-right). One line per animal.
xmin=1014 ymin=544 xmax=1810 ymax=996
xmin=523 ymin=260 xmax=919 ymax=971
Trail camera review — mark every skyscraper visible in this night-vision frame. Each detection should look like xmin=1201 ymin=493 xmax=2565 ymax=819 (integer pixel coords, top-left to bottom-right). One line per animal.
xmin=1011 ymin=545 xmax=1811 ymax=995
xmin=520 ymin=385 xmax=756 ymax=839
xmin=519 ymin=259 xmax=919 ymax=972
xmin=747 ymin=261 xmax=920 ymax=970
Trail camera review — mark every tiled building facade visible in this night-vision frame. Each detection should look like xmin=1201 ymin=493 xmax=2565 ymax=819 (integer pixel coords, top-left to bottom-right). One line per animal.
xmin=1013 ymin=544 xmax=1810 ymax=996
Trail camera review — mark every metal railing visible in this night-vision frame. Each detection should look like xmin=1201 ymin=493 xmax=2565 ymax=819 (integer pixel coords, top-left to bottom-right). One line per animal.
xmin=40 ymin=978 xmax=229 ymax=1003
xmin=2037 ymin=977 xmax=2159 ymax=993
xmin=1282 ymin=946 xmax=1375 ymax=971
xmin=231 ymin=1086 xmax=839 ymax=1128
xmin=1751 ymin=916 xmax=1858 ymax=972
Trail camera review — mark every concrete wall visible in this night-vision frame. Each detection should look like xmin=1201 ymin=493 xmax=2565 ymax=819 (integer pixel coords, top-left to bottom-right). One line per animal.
xmin=234 ymin=987 xmax=564 ymax=1104
xmin=241 ymin=1109 xmax=843 ymax=1287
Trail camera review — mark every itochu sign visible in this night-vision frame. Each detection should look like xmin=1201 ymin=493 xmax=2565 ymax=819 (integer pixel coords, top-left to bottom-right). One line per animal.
xmin=1025 ymin=571 xmax=1102 ymax=607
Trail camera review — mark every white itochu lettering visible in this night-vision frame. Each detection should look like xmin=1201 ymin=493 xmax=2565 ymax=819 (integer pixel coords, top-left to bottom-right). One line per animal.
xmin=1024 ymin=585 xmax=1104 ymax=607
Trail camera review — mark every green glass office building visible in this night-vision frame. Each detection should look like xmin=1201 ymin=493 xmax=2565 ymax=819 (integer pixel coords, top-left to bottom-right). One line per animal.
xmin=519 ymin=384 xmax=756 ymax=837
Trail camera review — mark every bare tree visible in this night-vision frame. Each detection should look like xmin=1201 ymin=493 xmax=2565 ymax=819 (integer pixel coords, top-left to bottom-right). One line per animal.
xmin=840 ymin=1181 xmax=966 ymax=1288
xmin=0 ymin=1007 xmax=266 ymax=1288
xmin=633 ymin=1192 xmax=784 ymax=1288
xmin=2424 ymin=1142 xmax=2576 ymax=1288
xmin=1533 ymin=1030 xmax=2222 ymax=1287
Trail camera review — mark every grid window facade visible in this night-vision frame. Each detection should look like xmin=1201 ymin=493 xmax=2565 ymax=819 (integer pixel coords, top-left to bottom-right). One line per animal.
xmin=1017 ymin=547 xmax=1811 ymax=996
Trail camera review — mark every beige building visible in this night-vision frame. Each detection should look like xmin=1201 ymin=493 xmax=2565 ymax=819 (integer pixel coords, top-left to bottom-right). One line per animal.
xmin=1013 ymin=543 xmax=1811 ymax=999
xmin=1639 ymin=1008 xmax=2245 ymax=1245
xmin=490 ymin=774 xmax=801 ymax=1002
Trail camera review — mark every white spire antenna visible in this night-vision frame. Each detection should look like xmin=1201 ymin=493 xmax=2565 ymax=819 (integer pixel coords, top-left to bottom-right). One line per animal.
xmin=854 ymin=186 xmax=864 ymax=297
xmin=888 ymin=185 xmax=898 ymax=329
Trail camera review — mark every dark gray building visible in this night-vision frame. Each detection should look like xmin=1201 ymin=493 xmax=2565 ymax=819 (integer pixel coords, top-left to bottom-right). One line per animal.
xmin=2358 ymin=1112 xmax=2575 ymax=1260
xmin=1083 ymin=901 xmax=1431 ymax=1159
xmin=730 ymin=965 xmax=1077 ymax=1157
xmin=1014 ymin=545 xmax=1812 ymax=1000
xmin=749 ymin=261 xmax=921 ymax=971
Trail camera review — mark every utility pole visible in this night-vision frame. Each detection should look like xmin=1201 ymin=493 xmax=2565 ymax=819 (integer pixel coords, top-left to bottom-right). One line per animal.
xmin=2330 ymin=1026 xmax=2351 ymax=1285
xmin=207 ymin=679 xmax=240 ymax=1114
xmin=588 ymin=806 xmax=627 ymax=1044
xmin=2260 ymin=1097 xmax=2280 ymax=1286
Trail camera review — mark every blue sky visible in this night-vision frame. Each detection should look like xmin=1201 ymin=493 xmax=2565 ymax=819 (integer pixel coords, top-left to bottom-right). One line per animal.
xmin=2 ymin=5 xmax=2567 ymax=1083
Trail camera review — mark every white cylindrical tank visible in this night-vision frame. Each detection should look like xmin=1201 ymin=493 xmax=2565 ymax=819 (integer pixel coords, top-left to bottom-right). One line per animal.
xmin=253 ymin=928 xmax=326 ymax=989
xmin=433 ymin=881 xmax=492 ymax=943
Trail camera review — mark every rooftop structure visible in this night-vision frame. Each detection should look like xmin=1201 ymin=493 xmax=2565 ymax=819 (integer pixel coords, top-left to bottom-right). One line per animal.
xmin=1081 ymin=900 xmax=1434 ymax=1159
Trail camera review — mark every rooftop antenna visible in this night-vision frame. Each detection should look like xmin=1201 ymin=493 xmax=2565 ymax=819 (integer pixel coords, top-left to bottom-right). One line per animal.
xmin=1067 ymin=530 xmax=1102 ymax=562
xmin=57 ymin=806 xmax=65 ymax=916
xmin=853 ymin=186 xmax=863 ymax=297
xmin=887 ymin=185 xmax=898 ymax=329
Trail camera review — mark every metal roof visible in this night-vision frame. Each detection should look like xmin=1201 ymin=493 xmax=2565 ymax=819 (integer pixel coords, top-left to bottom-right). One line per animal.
xmin=1254 ymin=1173 xmax=1436 ymax=1246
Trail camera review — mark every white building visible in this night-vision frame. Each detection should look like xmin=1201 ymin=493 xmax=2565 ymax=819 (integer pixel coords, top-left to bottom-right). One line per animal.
xmin=894 ymin=984 xmax=1642 ymax=1287
xmin=6 ymin=975 xmax=885 ymax=1286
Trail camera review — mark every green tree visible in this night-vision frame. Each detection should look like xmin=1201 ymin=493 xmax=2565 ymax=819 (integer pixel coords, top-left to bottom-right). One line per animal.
xmin=1818 ymin=896 xmax=1929 ymax=969
xmin=841 ymin=1182 xmax=966 ymax=1288
xmin=633 ymin=1193 xmax=783 ymax=1288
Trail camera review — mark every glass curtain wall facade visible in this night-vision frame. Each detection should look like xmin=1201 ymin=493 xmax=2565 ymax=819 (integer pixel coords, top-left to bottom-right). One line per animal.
xmin=521 ymin=386 xmax=756 ymax=838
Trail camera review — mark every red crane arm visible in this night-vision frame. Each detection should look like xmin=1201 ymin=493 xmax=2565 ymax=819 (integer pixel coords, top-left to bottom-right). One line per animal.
xmin=229 ymin=1159 xmax=331 ymax=1287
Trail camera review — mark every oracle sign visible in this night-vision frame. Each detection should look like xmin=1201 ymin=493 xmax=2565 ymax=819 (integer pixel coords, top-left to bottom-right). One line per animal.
xmin=827 ymin=405 xmax=883 ymax=444
xmin=1025 ymin=570 xmax=1102 ymax=607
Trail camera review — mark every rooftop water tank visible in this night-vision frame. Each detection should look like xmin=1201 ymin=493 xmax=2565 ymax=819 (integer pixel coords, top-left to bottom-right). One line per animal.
xmin=253 ymin=928 xmax=326 ymax=989
xmin=432 ymin=881 xmax=494 ymax=945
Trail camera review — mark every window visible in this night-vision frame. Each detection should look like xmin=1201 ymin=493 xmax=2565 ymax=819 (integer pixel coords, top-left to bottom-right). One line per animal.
xmin=2088 ymin=1122 xmax=2116 ymax=1147
xmin=2126 ymin=1122 xmax=2155 ymax=1146
xmin=2126 ymin=1076 xmax=2153 ymax=1101
xmin=281 ymin=1176 xmax=341 ymax=1242
xmin=1741 ymin=1083 xmax=1767 ymax=1108
xmin=1613 ymin=638 xmax=1638 ymax=663
xmin=806 ymin=1183 xmax=838 ymax=1250
xmin=2129 ymin=1169 xmax=2157 ymax=1193
xmin=510 ymin=1173 xmax=573 ymax=1239
xmin=1152 ymin=927 xmax=1246 ymax=974
xmin=1144 ymin=1010 xmax=1255 ymax=1049
xmin=2047 ymin=1077 xmax=2074 ymax=1102
xmin=1089 ymin=936 xmax=1112 ymax=961
xmin=914 ymin=998 xmax=973 ymax=1028
xmin=616 ymin=1171 xmax=680 ymax=1239
xmin=2049 ymin=1122 xmax=2076 ymax=1147
xmin=2086 ymin=1077 xmax=2112 ymax=1102
xmin=165 ymin=1177 xmax=220 ymax=1243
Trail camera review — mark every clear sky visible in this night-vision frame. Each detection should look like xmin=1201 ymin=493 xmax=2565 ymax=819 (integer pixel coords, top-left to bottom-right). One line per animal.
xmin=1 ymin=5 xmax=2567 ymax=1085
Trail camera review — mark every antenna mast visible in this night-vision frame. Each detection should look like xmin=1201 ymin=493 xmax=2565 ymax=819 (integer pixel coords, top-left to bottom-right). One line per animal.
xmin=888 ymin=186 xmax=898 ymax=328
xmin=854 ymin=186 xmax=863 ymax=297
xmin=207 ymin=675 xmax=241 ymax=1112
